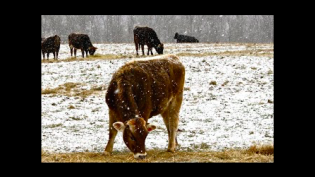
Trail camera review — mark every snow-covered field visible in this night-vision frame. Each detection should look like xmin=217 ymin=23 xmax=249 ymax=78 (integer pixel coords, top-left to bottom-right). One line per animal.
xmin=41 ymin=43 xmax=274 ymax=153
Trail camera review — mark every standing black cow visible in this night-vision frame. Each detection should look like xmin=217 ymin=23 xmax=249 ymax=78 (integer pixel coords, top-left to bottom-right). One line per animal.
xmin=174 ymin=33 xmax=199 ymax=43
xmin=68 ymin=33 xmax=98 ymax=58
xmin=41 ymin=35 xmax=61 ymax=60
xmin=133 ymin=26 xmax=164 ymax=56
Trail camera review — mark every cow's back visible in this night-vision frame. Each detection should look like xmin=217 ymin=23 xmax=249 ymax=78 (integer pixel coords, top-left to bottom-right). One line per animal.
xmin=68 ymin=33 xmax=92 ymax=49
xmin=106 ymin=54 xmax=185 ymax=121
xmin=42 ymin=35 xmax=60 ymax=52
xmin=134 ymin=26 xmax=159 ymax=44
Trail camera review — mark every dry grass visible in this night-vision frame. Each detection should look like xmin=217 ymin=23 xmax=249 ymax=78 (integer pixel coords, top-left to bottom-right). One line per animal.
xmin=41 ymin=54 xmax=134 ymax=63
xmin=41 ymin=145 xmax=273 ymax=163
xmin=177 ymin=49 xmax=274 ymax=58
xmin=42 ymin=82 xmax=104 ymax=98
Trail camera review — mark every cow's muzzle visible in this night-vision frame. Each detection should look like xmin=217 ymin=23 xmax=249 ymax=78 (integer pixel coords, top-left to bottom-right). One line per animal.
xmin=134 ymin=152 xmax=147 ymax=159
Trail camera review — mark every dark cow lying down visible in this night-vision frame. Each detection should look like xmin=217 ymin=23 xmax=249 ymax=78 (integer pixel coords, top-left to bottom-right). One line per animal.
xmin=41 ymin=35 xmax=60 ymax=60
xmin=134 ymin=26 xmax=164 ymax=56
xmin=68 ymin=33 xmax=97 ymax=58
xmin=104 ymin=54 xmax=185 ymax=159
xmin=174 ymin=32 xmax=199 ymax=43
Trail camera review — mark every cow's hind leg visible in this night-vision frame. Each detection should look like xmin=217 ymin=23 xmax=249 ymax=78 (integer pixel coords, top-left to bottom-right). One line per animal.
xmin=161 ymin=92 xmax=183 ymax=152
xmin=104 ymin=110 xmax=118 ymax=156
xmin=74 ymin=49 xmax=77 ymax=58
xmin=135 ymin=42 xmax=139 ymax=56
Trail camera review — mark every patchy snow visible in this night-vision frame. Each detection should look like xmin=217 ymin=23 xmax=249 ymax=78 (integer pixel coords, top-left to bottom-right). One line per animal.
xmin=42 ymin=43 xmax=274 ymax=153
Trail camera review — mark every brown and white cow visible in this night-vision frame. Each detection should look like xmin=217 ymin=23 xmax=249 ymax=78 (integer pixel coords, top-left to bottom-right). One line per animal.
xmin=104 ymin=54 xmax=185 ymax=159
xmin=41 ymin=35 xmax=60 ymax=60
xmin=133 ymin=26 xmax=164 ymax=56
xmin=68 ymin=33 xmax=97 ymax=58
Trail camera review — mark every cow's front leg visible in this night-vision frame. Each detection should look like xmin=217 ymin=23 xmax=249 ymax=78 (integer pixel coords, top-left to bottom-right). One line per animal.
xmin=104 ymin=110 xmax=118 ymax=156
xmin=47 ymin=53 xmax=49 ymax=60
xmin=53 ymin=52 xmax=56 ymax=60
xmin=56 ymin=50 xmax=59 ymax=60
xmin=74 ymin=49 xmax=77 ymax=58
xmin=141 ymin=45 xmax=145 ymax=56
xmin=81 ymin=49 xmax=85 ymax=58
xmin=70 ymin=47 xmax=73 ymax=57
xmin=42 ymin=51 xmax=45 ymax=59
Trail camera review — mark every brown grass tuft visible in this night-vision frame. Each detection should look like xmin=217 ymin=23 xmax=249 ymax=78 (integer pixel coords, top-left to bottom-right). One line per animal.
xmin=68 ymin=105 xmax=75 ymax=109
xmin=42 ymin=83 xmax=105 ymax=98
xmin=245 ymin=144 xmax=274 ymax=155
xmin=210 ymin=81 xmax=217 ymax=85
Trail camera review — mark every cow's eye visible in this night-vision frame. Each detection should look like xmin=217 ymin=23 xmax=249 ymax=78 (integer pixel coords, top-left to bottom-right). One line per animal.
xmin=130 ymin=136 xmax=135 ymax=141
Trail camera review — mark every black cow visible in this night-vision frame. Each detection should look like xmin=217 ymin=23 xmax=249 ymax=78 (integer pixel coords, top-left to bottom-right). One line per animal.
xmin=133 ymin=26 xmax=164 ymax=56
xmin=41 ymin=35 xmax=60 ymax=60
xmin=68 ymin=33 xmax=97 ymax=58
xmin=174 ymin=33 xmax=199 ymax=43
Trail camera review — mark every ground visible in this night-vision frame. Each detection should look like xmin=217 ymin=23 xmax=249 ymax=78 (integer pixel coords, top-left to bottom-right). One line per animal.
xmin=41 ymin=43 xmax=274 ymax=162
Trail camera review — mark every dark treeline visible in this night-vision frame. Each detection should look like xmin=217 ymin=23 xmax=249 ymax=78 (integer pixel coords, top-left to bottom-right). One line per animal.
xmin=41 ymin=15 xmax=273 ymax=44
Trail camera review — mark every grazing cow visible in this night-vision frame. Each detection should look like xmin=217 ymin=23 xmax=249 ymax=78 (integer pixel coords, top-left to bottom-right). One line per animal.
xmin=68 ymin=33 xmax=97 ymax=58
xmin=104 ymin=54 xmax=185 ymax=159
xmin=41 ymin=35 xmax=60 ymax=60
xmin=133 ymin=26 xmax=164 ymax=56
xmin=174 ymin=32 xmax=199 ymax=43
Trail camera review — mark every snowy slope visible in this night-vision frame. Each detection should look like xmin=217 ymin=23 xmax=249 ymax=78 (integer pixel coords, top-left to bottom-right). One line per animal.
xmin=41 ymin=43 xmax=274 ymax=153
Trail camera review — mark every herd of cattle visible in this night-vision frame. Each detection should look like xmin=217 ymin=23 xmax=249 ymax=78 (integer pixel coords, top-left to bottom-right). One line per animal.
xmin=41 ymin=26 xmax=199 ymax=60
xmin=42 ymin=26 xmax=200 ymax=159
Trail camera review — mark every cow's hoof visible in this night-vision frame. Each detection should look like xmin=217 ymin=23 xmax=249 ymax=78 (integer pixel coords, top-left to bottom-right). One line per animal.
xmin=167 ymin=148 xmax=175 ymax=153
xmin=104 ymin=151 xmax=111 ymax=156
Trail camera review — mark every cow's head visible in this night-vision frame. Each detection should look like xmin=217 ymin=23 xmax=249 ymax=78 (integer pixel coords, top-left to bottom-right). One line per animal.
xmin=113 ymin=118 xmax=156 ymax=159
xmin=174 ymin=33 xmax=178 ymax=39
xmin=88 ymin=46 xmax=98 ymax=55
xmin=156 ymin=43 xmax=164 ymax=54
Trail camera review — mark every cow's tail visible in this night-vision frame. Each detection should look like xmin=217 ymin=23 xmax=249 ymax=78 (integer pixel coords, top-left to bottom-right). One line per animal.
xmin=55 ymin=35 xmax=61 ymax=45
xmin=106 ymin=80 xmax=118 ymax=110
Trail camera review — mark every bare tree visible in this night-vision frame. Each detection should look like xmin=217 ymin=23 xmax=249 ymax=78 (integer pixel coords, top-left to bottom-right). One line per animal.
xmin=41 ymin=15 xmax=274 ymax=43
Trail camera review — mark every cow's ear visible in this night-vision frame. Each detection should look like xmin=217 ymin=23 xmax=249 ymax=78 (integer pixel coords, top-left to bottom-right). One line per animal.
xmin=147 ymin=124 xmax=157 ymax=132
xmin=113 ymin=122 xmax=125 ymax=132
